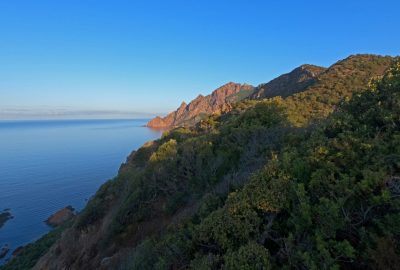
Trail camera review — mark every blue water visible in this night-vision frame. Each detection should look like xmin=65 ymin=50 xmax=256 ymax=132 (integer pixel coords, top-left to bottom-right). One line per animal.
xmin=0 ymin=119 xmax=162 ymax=264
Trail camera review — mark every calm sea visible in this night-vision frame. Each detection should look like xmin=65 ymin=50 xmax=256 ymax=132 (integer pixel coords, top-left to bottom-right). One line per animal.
xmin=0 ymin=119 xmax=162 ymax=264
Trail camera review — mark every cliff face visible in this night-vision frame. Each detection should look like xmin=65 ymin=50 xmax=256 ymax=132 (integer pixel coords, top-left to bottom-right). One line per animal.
xmin=250 ymin=64 xmax=326 ymax=99
xmin=147 ymin=82 xmax=255 ymax=128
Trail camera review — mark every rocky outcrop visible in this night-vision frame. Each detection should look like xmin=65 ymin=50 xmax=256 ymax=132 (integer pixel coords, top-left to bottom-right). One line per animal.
xmin=45 ymin=206 xmax=75 ymax=227
xmin=147 ymin=82 xmax=255 ymax=128
xmin=11 ymin=246 xmax=24 ymax=258
xmin=0 ymin=244 xmax=9 ymax=259
xmin=0 ymin=209 xmax=13 ymax=229
xmin=250 ymin=64 xmax=326 ymax=99
xmin=146 ymin=116 xmax=168 ymax=129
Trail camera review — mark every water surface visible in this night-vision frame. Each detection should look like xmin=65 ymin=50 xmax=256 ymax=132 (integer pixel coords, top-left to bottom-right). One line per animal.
xmin=0 ymin=119 xmax=162 ymax=264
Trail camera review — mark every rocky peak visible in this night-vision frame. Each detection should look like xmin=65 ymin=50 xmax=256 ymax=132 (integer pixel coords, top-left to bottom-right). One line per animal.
xmin=211 ymin=82 xmax=242 ymax=99
xmin=177 ymin=102 xmax=187 ymax=113
xmin=147 ymin=82 xmax=254 ymax=128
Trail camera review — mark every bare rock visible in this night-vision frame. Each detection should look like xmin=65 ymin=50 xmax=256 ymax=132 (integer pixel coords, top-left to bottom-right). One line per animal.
xmin=0 ymin=244 xmax=9 ymax=259
xmin=146 ymin=116 xmax=169 ymax=128
xmin=0 ymin=209 xmax=13 ymax=229
xmin=46 ymin=206 xmax=75 ymax=227
xmin=147 ymin=82 xmax=255 ymax=128
xmin=12 ymin=246 xmax=24 ymax=258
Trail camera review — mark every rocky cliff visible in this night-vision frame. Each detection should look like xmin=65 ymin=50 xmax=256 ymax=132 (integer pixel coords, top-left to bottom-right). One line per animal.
xmin=147 ymin=82 xmax=255 ymax=128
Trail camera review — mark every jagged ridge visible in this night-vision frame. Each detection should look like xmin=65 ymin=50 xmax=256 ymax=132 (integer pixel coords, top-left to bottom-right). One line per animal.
xmin=147 ymin=82 xmax=255 ymax=128
xmin=147 ymin=64 xmax=327 ymax=129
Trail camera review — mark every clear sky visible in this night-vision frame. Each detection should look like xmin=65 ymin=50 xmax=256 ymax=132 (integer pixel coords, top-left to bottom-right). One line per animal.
xmin=0 ymin=0 xmax=399 ymax=119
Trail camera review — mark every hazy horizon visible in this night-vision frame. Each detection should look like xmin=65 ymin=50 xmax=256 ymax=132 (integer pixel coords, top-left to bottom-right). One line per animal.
xmin=0 ymin=106 xmax=162 ymax=120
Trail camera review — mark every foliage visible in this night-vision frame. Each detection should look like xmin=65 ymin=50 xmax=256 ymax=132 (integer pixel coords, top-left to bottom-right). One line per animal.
xmin=267 ymin=54 xmax=395 ymax=126
xmin=121 ymin=61 xmax=400 ymax=269
xmin=223 ymin=242 xmax=271 ymax=270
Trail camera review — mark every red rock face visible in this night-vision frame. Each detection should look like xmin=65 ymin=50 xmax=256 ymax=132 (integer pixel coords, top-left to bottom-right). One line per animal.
xmin=146 ymin=116 xmax=169 ymax=129
xmin=45 ymin=206 xmax=75 ymax=227
xmin=147 ymin=82 xmax=254 ymax=128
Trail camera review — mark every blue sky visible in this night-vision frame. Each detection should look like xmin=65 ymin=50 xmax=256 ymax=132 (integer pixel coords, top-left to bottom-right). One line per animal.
xmin=0 ymin=0 xmax=399 ymax=119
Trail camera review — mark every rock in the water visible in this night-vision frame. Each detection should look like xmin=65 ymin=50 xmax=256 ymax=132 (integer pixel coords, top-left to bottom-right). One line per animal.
xmin=0 ymin=210 xmax=13 ymax=229
xmin=0 ymin=244 xmax=9 ymax=259
xmin=12 ymin=246 xmax=24 ymax=258
xmin=45 ymin=206 xmax=75 ymax=227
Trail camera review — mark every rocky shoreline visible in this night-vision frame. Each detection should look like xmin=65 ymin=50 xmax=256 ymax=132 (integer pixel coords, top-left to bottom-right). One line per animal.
xmin=0 ymin=206 xmax=76 ymax=265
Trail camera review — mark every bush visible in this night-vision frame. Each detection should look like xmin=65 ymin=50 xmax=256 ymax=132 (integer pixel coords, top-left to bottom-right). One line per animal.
xmin=223 ymin=242 xmax=271 ymax=270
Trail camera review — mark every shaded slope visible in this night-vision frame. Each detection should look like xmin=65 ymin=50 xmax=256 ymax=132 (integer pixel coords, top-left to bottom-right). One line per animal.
xmin=250 ymin=64 xmax=326 ymax=99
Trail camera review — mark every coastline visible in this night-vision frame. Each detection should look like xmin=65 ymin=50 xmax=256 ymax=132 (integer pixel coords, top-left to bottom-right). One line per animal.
xmin=0 ymin=119 xmax=162 ymax=266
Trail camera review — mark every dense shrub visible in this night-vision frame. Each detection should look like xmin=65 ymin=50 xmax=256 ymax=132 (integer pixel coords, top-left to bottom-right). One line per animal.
xmin=121 ymin=62 xmax=400 ymax=269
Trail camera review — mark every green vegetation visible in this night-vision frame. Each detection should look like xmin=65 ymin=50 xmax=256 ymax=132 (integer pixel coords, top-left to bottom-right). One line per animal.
xmin=117 ymin=61 xmax=400 ymax=269
xmin=269 ymin=54 xmax=394 ymax=126
xmin=226 ymin=86 xmax=256 ymax=103
xmin=4 ymin=55 xmax=398 ymax=269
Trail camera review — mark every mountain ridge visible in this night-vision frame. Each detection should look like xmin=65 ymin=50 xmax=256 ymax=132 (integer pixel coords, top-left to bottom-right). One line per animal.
xmin=250 ymin=64 xmax=326 ymax=99
xmin=148 ymin=54 xmax=396 ymax=130
xmin=147 ymin=82 xmax=255 ymax=128
xmin=146 ymin=63 xmax=329 ymax=129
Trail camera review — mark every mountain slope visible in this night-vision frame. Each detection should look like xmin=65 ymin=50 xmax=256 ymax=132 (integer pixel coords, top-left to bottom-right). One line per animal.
xmin=124 ymin=61 xmax=400 ymax=270
xmin=250 ymin=64 xmax=326 ymax=99
xmin=2 ymin=54 xmax=398 ymax=270
xmin=278 ymin=54 xmax=395 ymax=126
xmin=147 ymin=82 xmax=255 ymax=128
xmin=148 ymin=55 xmax=394 ymax=129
